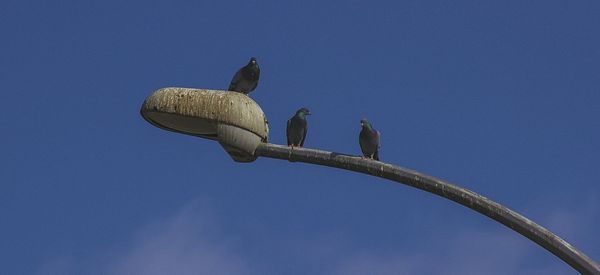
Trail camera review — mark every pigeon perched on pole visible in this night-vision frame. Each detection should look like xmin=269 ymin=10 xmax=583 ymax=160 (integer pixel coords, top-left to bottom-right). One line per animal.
xmin=228 ymin=57 xmax=260 ymax=94
xmin=286 ymin=107 xmax=311 ymax=148
xmin=359 ymin=119 xmax=380 ymax=160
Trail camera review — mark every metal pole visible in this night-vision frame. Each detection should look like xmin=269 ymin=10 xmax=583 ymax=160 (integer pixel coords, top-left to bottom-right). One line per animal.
xmin=255 ymin=143 xmax=600 ymax=274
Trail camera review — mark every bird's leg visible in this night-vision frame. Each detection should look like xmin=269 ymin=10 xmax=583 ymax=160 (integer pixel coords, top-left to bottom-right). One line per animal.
xmin=288 ymin=145 xmax=294 ymax=159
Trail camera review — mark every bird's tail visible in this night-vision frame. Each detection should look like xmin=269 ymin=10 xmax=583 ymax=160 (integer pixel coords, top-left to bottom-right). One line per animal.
xmin=374 ymin=150 xmax=379 ymax=161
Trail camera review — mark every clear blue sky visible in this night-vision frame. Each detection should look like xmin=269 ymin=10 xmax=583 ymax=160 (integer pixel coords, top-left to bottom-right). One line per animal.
xmin=1 ymin=1 xmax=599 ymax=274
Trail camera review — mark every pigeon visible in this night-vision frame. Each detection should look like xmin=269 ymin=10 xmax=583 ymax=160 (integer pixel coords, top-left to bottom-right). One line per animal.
xmin=359 ymin=119 xmax=380 ymax=160
xmin=287 ymin=107 xmax=311 ymax=148
xmin=228 ymin=57 xmax=260 ymax=94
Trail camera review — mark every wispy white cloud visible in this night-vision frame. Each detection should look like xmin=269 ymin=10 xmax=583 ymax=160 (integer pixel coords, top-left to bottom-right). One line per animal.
xmin=327 ymin=195 xmax=600 ymax=275
xmin=106 ymin=200 xmax=250 ymax=275
xmin=35 ymin=196 xmax=596 ymax=275
xmin=329 ymin=230 xmax=570 ymax=275
xmin=543 ymin=193 xmax=599 ymax=243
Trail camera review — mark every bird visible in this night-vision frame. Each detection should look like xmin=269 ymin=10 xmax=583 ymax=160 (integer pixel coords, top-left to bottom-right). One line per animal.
xmin=228 ymin=57 xmax=260 ymax=94
xmin=286 ymin=107 xmax=311 ymax=148
xmin=359 ymin=119 xmax=380 ymax=160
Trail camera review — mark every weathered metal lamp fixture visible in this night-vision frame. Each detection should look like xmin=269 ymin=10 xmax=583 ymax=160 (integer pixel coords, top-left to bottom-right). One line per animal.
xmin=140 ymin=87 xmax=269 ymax=162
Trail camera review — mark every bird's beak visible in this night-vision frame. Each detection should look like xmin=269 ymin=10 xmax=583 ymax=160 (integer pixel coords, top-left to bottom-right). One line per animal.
xmin=306 ymin=112 xmax=312 ymax=115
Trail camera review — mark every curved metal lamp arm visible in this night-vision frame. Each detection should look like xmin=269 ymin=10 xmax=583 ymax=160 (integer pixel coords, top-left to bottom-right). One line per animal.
xmin=140 ymin=88 xmax=599 ymax=274
xmin=255 ymin=143 xmax=600 ymax=274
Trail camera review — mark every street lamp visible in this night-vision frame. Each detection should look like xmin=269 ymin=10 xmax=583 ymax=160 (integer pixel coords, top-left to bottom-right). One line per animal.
xmin=141 ymin=87 xmax=268 ymax=162
xmin=141 ymin=87 xmax=600 ymax=274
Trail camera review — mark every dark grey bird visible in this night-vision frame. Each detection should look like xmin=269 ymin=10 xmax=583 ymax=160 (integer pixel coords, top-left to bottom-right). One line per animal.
xmin=228 ymin=57 xmax=260 ymax=94
xmin=359 ymin=119 xmax=380 ymax=160
xmin=286 ymin=107 xmax=311 ymax=148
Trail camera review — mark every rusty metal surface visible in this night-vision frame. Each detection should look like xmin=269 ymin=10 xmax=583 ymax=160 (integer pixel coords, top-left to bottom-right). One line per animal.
xmin=255 ymin=143 xmax=600 ymax=274
xmin=140 ymin=87 xmax=270 ymax=162
xmin=140 ymin=87 xmax=269 ymax=140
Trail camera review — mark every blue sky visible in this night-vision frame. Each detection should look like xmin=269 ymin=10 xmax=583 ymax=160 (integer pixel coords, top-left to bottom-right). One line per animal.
xmin=1 ymin=0 xmax=599 ymax=274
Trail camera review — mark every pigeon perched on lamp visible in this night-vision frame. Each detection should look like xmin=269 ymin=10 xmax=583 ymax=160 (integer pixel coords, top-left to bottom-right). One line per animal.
xmin=228 ymin=57 xmax=260 ymax=94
